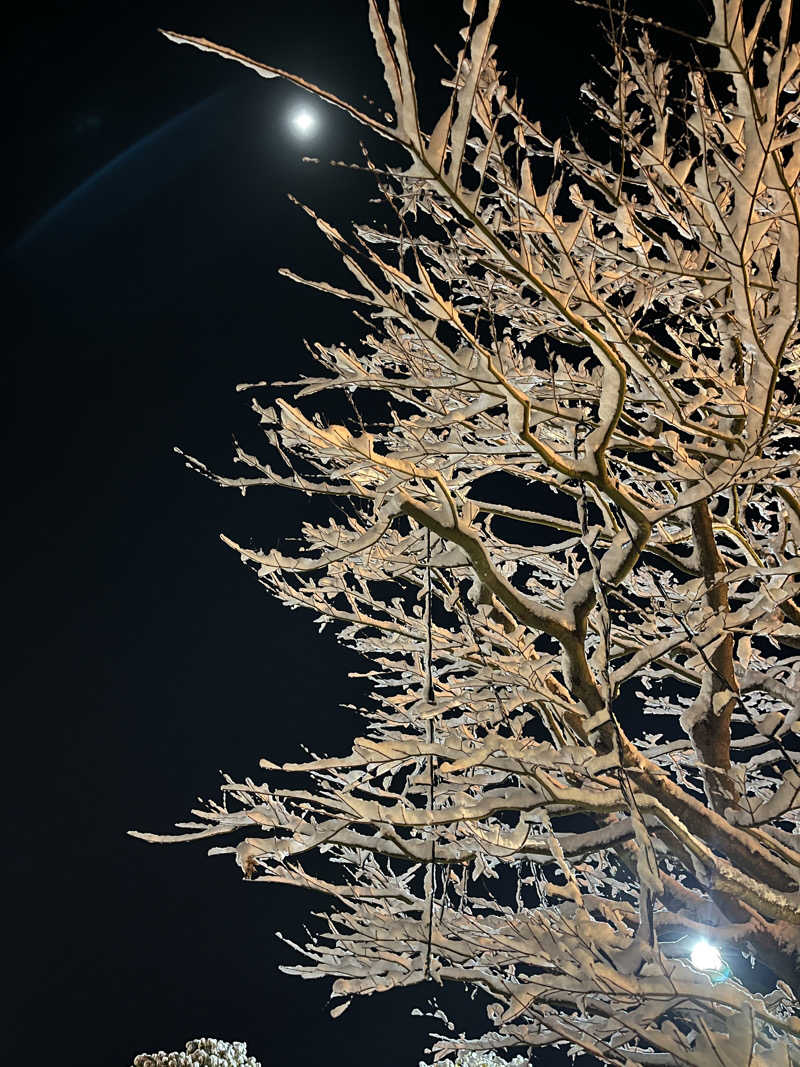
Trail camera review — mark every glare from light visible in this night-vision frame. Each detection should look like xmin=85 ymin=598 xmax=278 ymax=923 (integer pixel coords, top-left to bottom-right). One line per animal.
xmin=690 ymin=939 xmax=723 ymax=972
xmin=291 ymin=109 xmax=316 ymax=136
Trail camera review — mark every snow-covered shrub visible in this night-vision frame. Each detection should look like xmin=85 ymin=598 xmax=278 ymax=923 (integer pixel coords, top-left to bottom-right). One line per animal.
xmin=419 ymin=1052 xmax=529 ymax=1067
xmin=131 ymin=1036 xmax=260 ymax=1067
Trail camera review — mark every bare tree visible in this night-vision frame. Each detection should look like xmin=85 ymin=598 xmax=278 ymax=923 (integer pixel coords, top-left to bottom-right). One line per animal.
xmin=134 ymin=1 xmax=800 ymax=1063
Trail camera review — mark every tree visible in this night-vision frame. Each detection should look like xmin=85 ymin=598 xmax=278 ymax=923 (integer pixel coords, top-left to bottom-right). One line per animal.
xmin=134 ymin=1 xmax=800 ymax=1063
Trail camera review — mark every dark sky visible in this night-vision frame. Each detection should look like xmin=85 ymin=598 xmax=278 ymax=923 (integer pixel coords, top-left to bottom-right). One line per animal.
xmin=4 ymin=2 xmax=700 ymax=1064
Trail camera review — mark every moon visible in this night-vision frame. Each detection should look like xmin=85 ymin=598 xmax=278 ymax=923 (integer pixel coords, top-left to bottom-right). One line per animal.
xmin=290 ymin=108 xmax=316 ymax=136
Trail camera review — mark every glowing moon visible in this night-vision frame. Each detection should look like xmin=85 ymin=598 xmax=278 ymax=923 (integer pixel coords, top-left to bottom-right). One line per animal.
xmin=291 ymin=109 xmax=316 ymax=136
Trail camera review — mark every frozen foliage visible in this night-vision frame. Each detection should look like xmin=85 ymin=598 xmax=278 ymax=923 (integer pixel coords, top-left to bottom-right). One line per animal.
xmin=131 ymin=1037 xmax=260 ymax=1067
xmin=136 ymin=2 xmax=800 ymax=1065
xmin=419 ymin=1053 xmax=528 ymax=1067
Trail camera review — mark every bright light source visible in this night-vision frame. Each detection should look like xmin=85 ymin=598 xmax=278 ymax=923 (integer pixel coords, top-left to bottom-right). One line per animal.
xmin=291 ymin=109 xmax=316 ymax=135
xmin=690 ymin=939 xmax=723 ymax=972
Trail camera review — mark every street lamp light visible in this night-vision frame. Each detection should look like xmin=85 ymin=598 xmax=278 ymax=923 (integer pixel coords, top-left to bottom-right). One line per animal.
xmin=691 ymin=939 xmax=723 ymax=971
xmin=690 ymin=939 xmax=729 ymax=982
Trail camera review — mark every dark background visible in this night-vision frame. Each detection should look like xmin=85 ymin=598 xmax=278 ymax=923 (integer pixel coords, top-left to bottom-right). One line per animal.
xmin=4 ymin=2 xmax=704 ymax=1064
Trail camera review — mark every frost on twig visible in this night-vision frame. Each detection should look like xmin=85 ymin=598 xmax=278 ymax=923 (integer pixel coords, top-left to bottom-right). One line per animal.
xmin=137 ymin=1 xmax=800 ymax=1064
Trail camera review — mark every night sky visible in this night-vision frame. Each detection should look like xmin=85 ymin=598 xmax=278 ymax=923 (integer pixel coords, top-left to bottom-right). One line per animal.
xmin=5 ymin=2 xmax=697 ymax=1064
